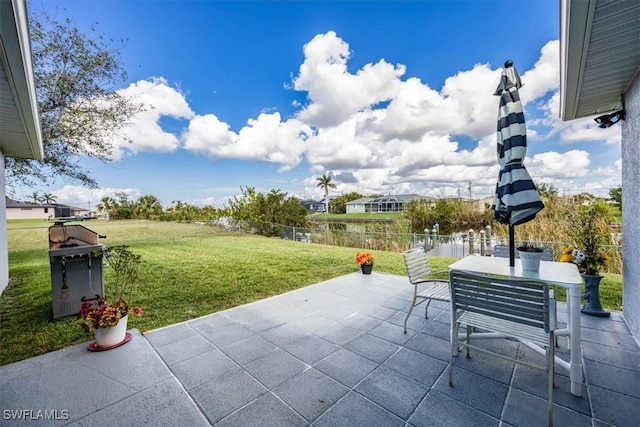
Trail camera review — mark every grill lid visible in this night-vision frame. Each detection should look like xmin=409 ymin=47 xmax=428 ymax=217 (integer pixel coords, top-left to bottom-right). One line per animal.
xmin=48 ymin=223 xmax=105 ymax=250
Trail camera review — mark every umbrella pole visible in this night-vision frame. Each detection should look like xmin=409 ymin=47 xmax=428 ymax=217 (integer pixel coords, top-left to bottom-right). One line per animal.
xmin=509 ymin=225 xmax=515 ymax=267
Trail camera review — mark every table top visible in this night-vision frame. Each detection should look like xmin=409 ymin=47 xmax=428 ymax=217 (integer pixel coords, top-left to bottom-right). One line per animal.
xmin=449 ymin=256 xmax=583 ymax=288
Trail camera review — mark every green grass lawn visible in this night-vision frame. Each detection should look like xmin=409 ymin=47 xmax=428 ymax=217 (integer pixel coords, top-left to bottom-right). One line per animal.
xmin=0 ymin=220 xmax=623 ymax=365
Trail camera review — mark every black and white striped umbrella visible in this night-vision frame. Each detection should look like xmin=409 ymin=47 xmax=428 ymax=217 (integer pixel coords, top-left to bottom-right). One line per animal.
xmin=491 ymin=60 xmax=544 ymax=265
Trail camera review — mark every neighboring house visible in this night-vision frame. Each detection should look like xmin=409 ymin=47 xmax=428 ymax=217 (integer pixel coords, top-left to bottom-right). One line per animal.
xmin=346 ymin=194 xmax=429 ymax=214
xmin=317 ymin=198 xmax=328 ymax=213
xmin=345 ymin=197 xmax=374 ymax=214
xmin=5 ymin=200 xmax=55 ymax=220
xmin=0 ymin=0 xmax=45 ymax=294
xmin=300 ymin=200 xmax=325 ymax=213
xmin=560 ymin=0 xmax=640 ymax=338
xmin=5 ymin=200 xmax=89 ymax=220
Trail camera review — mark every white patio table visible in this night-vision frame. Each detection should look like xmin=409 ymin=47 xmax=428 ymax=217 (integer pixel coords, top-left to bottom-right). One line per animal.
xmin=449 ymin=256 xmax=584 ymax=396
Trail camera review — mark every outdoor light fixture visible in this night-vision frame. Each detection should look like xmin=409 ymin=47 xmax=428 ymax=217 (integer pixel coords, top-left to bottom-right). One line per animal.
xmin=594 ymin=95 xmax=626 ymax=128
xmin=594 ymin=110 xmax=625 ymax=128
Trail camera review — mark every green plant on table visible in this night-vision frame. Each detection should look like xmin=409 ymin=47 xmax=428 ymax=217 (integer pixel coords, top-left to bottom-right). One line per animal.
xmin=517 ymin=242 xmax=543 ymax=253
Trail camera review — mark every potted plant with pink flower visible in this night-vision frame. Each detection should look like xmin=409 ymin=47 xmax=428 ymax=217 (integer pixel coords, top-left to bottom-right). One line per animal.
xmin=78 ymin=245 xmax=143 ymax=348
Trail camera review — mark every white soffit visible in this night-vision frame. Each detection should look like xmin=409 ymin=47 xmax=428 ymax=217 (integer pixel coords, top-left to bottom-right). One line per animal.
xmin=560 ymin=0 xmax=640 ymax=121
xmin=0 ymin=0 xmax=43 ymax=159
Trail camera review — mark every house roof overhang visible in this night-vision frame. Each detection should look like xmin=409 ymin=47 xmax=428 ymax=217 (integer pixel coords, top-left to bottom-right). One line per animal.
xmin=560 ymin=0 xmax=640 ymax=121
xmin=0 ymin=0 xmax=43 ymax=159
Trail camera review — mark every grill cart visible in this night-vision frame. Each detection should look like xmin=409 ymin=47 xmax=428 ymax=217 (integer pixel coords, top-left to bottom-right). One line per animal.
xmin=48 ymin=222 xmax=106 ymax=319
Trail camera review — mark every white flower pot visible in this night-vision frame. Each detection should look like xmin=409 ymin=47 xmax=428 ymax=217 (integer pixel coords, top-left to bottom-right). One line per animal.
xmin=518 ymin=250 xmax=544 ymax=271
xmin=94 ymin=315 xmax=128 ymax=348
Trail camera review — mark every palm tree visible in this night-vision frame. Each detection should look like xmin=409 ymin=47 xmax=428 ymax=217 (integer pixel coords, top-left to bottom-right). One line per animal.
xmin=316 ymin=174 xmax=337 ymax=214
xmin=134 ymin=195 xmax=162 ymax=220
xmin=30 ymin=191 xmax=40 ymax=204
xmin=96 ymin=196 xmax=115 ymax=221
xmin=41 ymin=193 xmax=57 ymax=204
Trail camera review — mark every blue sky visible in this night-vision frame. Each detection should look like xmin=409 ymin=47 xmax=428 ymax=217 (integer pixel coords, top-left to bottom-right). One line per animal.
xmin=22 ymin=0 xmax=622 ymax=210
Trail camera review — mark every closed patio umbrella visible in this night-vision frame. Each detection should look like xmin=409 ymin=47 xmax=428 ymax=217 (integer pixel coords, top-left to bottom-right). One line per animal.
xmin=491 ymin=60 xmax=544 ymax=266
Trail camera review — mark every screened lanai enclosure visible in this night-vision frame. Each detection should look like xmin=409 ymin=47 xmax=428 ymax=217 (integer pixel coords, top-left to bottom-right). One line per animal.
xmin=345 ymin=194 xmax=432 ymax=214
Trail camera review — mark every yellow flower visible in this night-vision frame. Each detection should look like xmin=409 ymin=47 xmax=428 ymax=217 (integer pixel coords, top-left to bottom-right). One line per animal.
xmin=560 ymin=245 xmax=607 ymax=275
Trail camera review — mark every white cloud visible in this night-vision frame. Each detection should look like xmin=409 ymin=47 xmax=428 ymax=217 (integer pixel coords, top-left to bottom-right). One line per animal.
xmin=290 ymin=33 xmax=582 ymax=199
xmin=58 ymin=32 xmax=619 ymax=203
xmin=292 ymin=31 xmax=406 ymax=127
xmin=527 ymin=150 xmax=591 ymax=179
xmin=520 ymin=40 xmax=560 ymax=102
xmin=52 ymin=185 xmax=143 ymax=209
xmin=439 ymin=64 xmax=502 ymax=139
xmin=111 ymin=78 xmax=195 ymax=159
xmin=183 ymin=112 xmax=312 ymax=170
xmin=182 ymin=113 xmax=238 ymax=153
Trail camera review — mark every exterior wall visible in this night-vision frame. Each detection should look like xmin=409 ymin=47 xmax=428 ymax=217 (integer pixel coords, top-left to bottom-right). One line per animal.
xmin=622 ymin=75 xmax=640 ymax=339
xmin=346 ymin=203 xmax=366 ymax=214
xmin=6 ymin=206 xmax=53 ymax=220
xmin=0 ymin=153 xmax=8 ymax=293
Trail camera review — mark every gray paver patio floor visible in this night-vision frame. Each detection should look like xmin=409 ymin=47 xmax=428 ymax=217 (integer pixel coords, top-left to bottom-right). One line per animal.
xmin=1 ymin=272 xmax=639 ymax=426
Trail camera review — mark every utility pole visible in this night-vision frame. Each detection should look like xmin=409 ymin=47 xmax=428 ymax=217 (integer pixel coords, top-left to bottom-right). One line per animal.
xmin=468 ymin=181 xmax=472 ymax=200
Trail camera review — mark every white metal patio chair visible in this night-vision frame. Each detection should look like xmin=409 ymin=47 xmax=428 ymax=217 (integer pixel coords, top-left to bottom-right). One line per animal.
xmin=494 ymin=244 xmax=559 ymax=346
xmin=448 ymin=270 xmax=557 ymax=427
xmin=402 ymin=248 xmax=450 ymax=334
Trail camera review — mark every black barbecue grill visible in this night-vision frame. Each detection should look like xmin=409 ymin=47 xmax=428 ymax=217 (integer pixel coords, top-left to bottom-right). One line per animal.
xmin=49 ymin=223 xmax=106 ymax=319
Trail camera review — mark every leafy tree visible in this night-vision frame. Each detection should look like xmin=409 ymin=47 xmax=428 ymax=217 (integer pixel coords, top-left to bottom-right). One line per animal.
xmin=430 ymin=199 xmax=461 ymax=231
xmin=111 ymin=192 xmax=133 ymax=219
xmin=406 ymin=198 xmax=488 ymax=235
xmin=228 ymin=187 xmax=307 ymax=236
xmin=316 ymin=174 xmax=337 ymax=214
xmin=280 ymin=198 xmax=309 ymax=228
xmin=5 ymin=12 xmax=142 ymax=191
xmin=329 ymin=192 xmax=364 ymax=214
xmin=200 ymin=205 xmax=221 ymax=221
xmin=176 ymin=204 xmax=201 ymax=221
xmin=609 ymin=186 xmax=622 ymax=209
xmin=537 ymin=183 xmax=559 ymax=199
